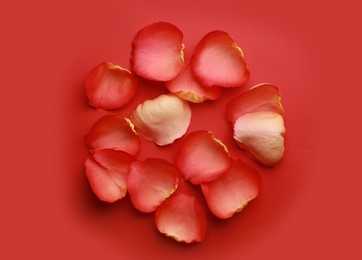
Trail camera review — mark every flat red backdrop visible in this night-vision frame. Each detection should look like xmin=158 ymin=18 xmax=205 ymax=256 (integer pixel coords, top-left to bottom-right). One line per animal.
xmin=1 ymin=0 xmax=361 ymax=259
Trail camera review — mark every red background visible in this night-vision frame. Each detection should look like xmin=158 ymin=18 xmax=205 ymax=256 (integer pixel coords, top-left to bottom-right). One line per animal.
xmin=1 ymin=0 xmax=361 ymax=259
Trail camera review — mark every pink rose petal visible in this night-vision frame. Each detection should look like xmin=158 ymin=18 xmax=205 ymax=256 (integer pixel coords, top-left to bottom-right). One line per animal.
xmin=85 ymin=62 xmax=138 ymax=110
xmin=85 ymin=114 xmax=140 ymax=155
xmin=226 ymin=83 xmax=284 ymax=123
xmin=201 ymin=160 xmax=261 ymax=219
xmin=85 ymin=149 xmax=135 ymax=203
xmin=129 ymin=94 xmax=191 ymax=146
xmin=233 ymin=111 xmax=285 ymax=166
xmin=191 ymin=30 xmax=249 ymax=88
xmin=131 ymin=22 xmax=185 ymax=81
xmin=176 ymin=130 xmax=232 ymax=185
xmin=155 ymin=193 xmax=207 ymax=243
xmin=127 ymin=158 xmax=180 ymax=213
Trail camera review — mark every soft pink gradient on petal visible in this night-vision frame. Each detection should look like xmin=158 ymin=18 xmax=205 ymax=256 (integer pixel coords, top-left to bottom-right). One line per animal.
xmin=233 ymin=111 xmax=285 ymax=167
xmin=155 ymin=193 xmax=207 ymax=243
xmin=85 ymin=114 xmax=140 ymax=155
xmin=191 ymin=30 xmax=249 ymax=88
xmin=129 ymin=94 xmax=191 ymax=146
xmin=131 ymin=22 xmax=185 ymax=81
xmin=127 ymin=158 xmax=180 ymax=213
xmin=85 ymin=62 xmax=138 ymax=110
xmin=85 ymin=149 xmax=135 ymax=203
xmin=176 ymin=130 xmax=232 ymax=184
xmin=201 ymin=160 xmax=261 ymax=219
xmin=226 ymin=83 xmax=284 ymax=123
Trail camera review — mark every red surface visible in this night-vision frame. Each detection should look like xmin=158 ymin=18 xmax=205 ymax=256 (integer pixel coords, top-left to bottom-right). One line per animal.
xmin=1 ymin=0 xmax=361 ymax=259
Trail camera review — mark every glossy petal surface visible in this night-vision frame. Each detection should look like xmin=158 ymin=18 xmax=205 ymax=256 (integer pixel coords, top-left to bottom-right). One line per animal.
xmin=176 ymin=130 xmax=232 ymax=184
xmin=131 ymin=22 xmax=184 ymax=81
xmin=191 ymin=30 xmax=249 ymax=88
xmin=85 ymin=115 xmax=140 ymax=155
xmin=85 ymin=149 xmax=135 ymax=203
xmin=127 ymin=158 xmax=180 ymax=213
xmin=226 ymin=83 xmax=284 ymax=123
xmin=165 ymin=63 xmax=221 ymax=103
xmin=201 ymin=160 xmax=261 ymax=219
xmin=129 ymin=94 xmax=191 ymax=146
xmin=85 ymin=62 xmax=138 ymax=110
xmin=233 ymin=111 xmax=285 ymax=166
xmin=155 ymin=193 xmax=207 ymax=243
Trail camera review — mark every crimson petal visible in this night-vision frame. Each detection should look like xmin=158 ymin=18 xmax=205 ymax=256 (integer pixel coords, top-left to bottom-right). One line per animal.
xmin=201 ymin=160 xmax=261 ymax=219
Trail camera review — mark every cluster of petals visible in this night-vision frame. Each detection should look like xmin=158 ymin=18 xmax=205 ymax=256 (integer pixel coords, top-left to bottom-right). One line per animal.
xmin=83 ymin=22 xmax=286 ymax=243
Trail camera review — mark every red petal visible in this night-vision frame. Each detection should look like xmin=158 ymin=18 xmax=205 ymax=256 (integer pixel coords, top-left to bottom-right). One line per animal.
xmin=233 ymin=111 xmax=285 ymax=167
xmin=155 ymin=193 xmax=207 ymax=243
xmin=226 ymin=83 xmax=284 ymax=123
xmin=85 ymin=149 xmax=135 ymax=203
xmin=176 ymin=130 xmax=232 ymax=185
xmin=191 ymin=31 xmax=249 ymax=88
xmin=85 ymin=115 xmax=140 ymax=155
xmin=129 ymin=94 xmax=191 ymax=146
xmin=85 ymin=62 xmax=138 ymax=110
xmin=201 ymin=160 xmax=261 ymax=219
xmin=131 ymin=22 xmax=185 ymax=81
xmin=127 ymin=158 xmax=180 ymax=213
xmin=165 ymin=63 xmax=221 ymax=103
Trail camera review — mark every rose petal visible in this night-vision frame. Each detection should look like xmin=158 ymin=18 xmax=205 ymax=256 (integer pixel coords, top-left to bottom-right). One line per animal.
xmin=85 ymin=115 xmax=140 ymax=155
xmin=226 ymin=83 xmax=284 ymax=123
xmin=155 ymin=193 xmax=207 ymax=243
xmin=85 ymin=149 xmax=135 ymax=203
xmin=191 ymin=30 xmax=249 ymax=88
xmin=127 ymin=158 xmax=180 ymax=213
xmin=176 ymin=130 xmax=232 ymax=185
xmin=165 ymin=63 xmax=221 ymax=103
xmin=201 ymin=160 xmax=261 ymax=219
xmin=233 ymin=111 xmax=285 ymax=166
xmin=85 ymin=62 xmax=138 ymax=110
xmin=131 ymin=22 xmax=185 ymax=81
xmin=129 ymin=94 xmax=191 ymax=146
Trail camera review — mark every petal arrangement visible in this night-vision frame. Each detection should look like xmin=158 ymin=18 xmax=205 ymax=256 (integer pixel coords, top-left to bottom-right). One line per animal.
xmin=84 ymin=22 xmax=286 ymax=243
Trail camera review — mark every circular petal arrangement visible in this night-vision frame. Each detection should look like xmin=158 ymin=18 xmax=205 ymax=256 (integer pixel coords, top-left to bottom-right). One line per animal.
xmin=83 ymin=22 xmax=286 ymax=243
